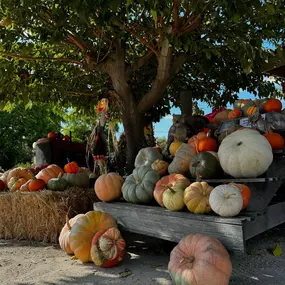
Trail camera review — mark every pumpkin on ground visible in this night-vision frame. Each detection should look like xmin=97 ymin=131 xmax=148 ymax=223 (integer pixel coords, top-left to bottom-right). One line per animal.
xmin=59 ymin=214 xmax=85 ymax=254
xmin=151 ymin=159 xmax=169 ymax=176
xmin=154 ymin=174 xmax=190 ymax=207
xmin=6 ymin=168 xmax=34 ymax=183
xmin=69 ymin=211 xmax=117 ymax=263
xmin=122 ymin=166 xmax=160 ymax=204
xmin=264 ymin=98 xmax=282 ymax=113
xmin=190 ymin=152 xmax=222 ymax=179
xmin=218 ymin=129 xmax=273 ymax=178
xmin=263 ymin=132 xmax=284 ymax=150
xmin=28 ymin=178 xmax=46 ymax=192
xmin=169 ymin=142 xmax=184 ymax=156
xmin=135 ymin=147 xmax=162 ymax=168
xmin=64 ymin=161 xmax=79 ymax=174
xmin=95 ymin=173 xmax=124 ymax=202
xmin=168 ymin=233 xmax=232 ymax=285
xmin=228 ymin=109 xmax=241 ymax=120
xmin=162 ymin=185 xmax=185 ymax=211
xmin=197 ymin=137 xmax=217 ymax=153
xmin=90 ymin=227 xmax=126 ymax=268
xmin=36 ymin=164 xmax=64 ymax=184
xmin=63 ymin=172 xmax=89 ymax=188
xmin=8 ymin=177 xmax=27 ymax=192
xmin=168 ymin=143 xmax=196 ymax=175
xmin=209 ymin=184 xmax=243 ymax=217
xmin=229 ymin=183 xmax=251 ymax=210
xmin=47 ymin=174 xmax=68 ymax=191
xmin=184 ymin=182 xmax=214 ymax=214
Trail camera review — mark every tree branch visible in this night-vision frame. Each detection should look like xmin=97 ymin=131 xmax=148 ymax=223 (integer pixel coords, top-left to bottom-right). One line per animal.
xmin=173 ymin=0 xmax=180 ymax=34
xmin=67 ymin=91 xmax=98 ymax=97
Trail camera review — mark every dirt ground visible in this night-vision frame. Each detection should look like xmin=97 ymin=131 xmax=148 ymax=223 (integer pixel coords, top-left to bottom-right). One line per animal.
xmin=1 ymin=224 xmax=285 ymax=285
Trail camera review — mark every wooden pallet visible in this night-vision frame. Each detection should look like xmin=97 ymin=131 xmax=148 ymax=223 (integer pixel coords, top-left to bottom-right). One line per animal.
xmin=94 ymin=151 xmax=285 ymax=253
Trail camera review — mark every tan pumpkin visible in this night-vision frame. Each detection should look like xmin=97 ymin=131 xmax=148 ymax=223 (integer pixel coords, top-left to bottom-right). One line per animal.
xmin=6 ymin=168 xmax=34 ymax=183
xmin=184 ymin=182 xmax=214 ymax=214
xmin=168 ymin=234 xmax=232 ymax=285
xmin=59 ymin=214 xmax=85 ymax=254
xmin=163 ymin=185 xmax=185 ymax=211
xmin=151 ymin=159 xmax=169 ymax=176
xmin=95 ymin=173 xmax=124 ymax=202
xmin=36 ymin=164 xmax=64 ymax=184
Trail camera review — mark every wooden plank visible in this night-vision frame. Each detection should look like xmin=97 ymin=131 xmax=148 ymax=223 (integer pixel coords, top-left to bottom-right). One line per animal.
xmin=243 ymin=201 xmax=285 ymax=240
xmin=94 ymin=202 xmax=246 ymax=252
xmin=191 ymin=178 xmax=283 ymax=183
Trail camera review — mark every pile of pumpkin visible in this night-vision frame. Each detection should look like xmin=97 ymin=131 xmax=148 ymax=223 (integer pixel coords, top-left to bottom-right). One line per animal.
xmin=0 ymin=161 xmax=90 ymax=192
xmin=94 ymin=126 xmax=281 ymax=217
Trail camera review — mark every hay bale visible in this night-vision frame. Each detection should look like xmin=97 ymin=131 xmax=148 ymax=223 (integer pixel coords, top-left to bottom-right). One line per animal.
xmin=0 ymin=187 xmax=99 ymax=243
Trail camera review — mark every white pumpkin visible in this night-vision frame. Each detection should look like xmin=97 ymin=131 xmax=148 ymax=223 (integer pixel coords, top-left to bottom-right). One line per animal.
xmin=209 ymin=184 xmax=243 ymax=217
xmin=218 ymin=129 xmax=273 ymax=178
xmin=135 ymin=147 xmax=163 ymax=168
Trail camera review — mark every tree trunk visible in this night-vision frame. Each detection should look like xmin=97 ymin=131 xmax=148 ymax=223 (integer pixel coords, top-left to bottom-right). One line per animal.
xmin=180 ymin=90 xmax=193 ymax=116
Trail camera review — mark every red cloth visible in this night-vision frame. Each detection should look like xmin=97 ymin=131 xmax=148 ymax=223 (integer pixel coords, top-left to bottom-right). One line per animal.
xmin=205 ymin=108 xmax=226 ymax=123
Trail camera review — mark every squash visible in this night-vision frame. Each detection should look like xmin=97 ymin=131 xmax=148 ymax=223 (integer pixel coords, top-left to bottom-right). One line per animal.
xmin=28 ymin=178 xmax=46 ymax=192
xmin=184 ymin=182 xmax=214 ymax=214
xmin=90 ymin=227 xmax=126 ymax=268
xmin=188 ymin=132 xmax=207 ymax=150
xmin=229 ymin=183 xmax=251 ymax=210
xmin=6 ymin=168 xmax=34 ymax=183
xmin=135 ymin=147 xmax=163 ymax=167
xmin=169 ymin=142 xmax=184 ymax=156
xmin=62 ymin=172 xmax=89 ymax=188
xmin=218 ymin=129 xmax=273 ymax=178
xmin=59 ymin=214 xmax=85 ymax=254
xmin=190 ymin=152 xmax=222 ymax=179
xmin=36 ymin=164 xmax=64 ymax=184
xmin=168 ymin=143 xmax=196 ymax=175
xmin=263 ymin=132 xmax=284 ymax=150
xmin=69 ymin=211 xmax=117 ymax=263
xmin=151 ymin=159 xmax=169 ymax=176
xmin=122 ymin=166 xmax=160 ymax=204
xmin=8 ymin=177 xmax=27 ymax=192
xmin=47 ymin=174 xmax=68 ymax=191
xmin=64 ymin=161 xmax=79 ymax=174
xmin=168 ymin=234 xmax=232 ymax=285
xmin=162 ymin=185 xmax=185 ymax=211
xmin=234 ymin=99 xmax=252 ymax=109
xmin=228 ymin=109 xmax=241 ymax=120
xmin=242 ymin=102 xmax=258 ymax=116
xmin=209 ymin=184 xmax=243 ymax=217
xmin=95 ymin=173 xmax=124 ymax=202
xmin=264 ymin=98 xmax=282 ymax=113
xmin=154 ymin=174 xmax=190 ymax=207
xmin=213 ymin=110 xmax=232 ymax=126
xmin=196 ymin=137 xmax=217 ymax=153
xmin=19 ymin=179 xmax=32 ymax=192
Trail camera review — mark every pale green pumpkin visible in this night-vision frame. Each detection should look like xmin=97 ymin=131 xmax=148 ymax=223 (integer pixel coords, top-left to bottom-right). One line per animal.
xmin=63 ymin=173 xmax=89 ymax=188
xmin=122 ymin=166 xmax=160 ymax=204
xmin=162 ymin=185 xmax=185 ymax=211
xmin=47 ymin=174 xmax=68 ymax=191
xmin=135 ymin=147 xmax=162 ymax=168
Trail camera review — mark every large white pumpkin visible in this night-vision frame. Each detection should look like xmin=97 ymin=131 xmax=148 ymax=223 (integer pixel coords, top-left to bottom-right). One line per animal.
xmin=218 ymin=129 xmax=273 ymax=178
xmin=209 ymin=184 xmax=243 ymax=217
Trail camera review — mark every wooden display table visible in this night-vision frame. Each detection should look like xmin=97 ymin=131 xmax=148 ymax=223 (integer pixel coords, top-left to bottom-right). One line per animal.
xmin=94 ymin=150 xmax=285 ymax=253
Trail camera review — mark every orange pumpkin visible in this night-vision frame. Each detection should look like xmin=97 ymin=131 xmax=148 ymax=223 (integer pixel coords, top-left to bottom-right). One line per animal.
xmin=59 ymin=214 xmax=85 ymax=254
xmin=188 ymin=132 xmax=207 ymax=149
xmin=6 ymin=168 xmax=34 ymax=183
xmin=19 ymin=179 xmax=32 ymax=192
xmin=94 ymin=173 xmax=124 ymax=202
xmin=36 ymin=164 xmax=64 ymax=184
xmin=151 ymin=159 xmax=169 ymax=176
xmin=197 ymin=137 xmax=217 ymax=153
xmin=229 ymin=183 xmax=251 ymax=210
xmin=8 ymin=177 xmax=27 ymax=192
xmin=47 ymin=132 xmax=56 ymax=139
xmin=264 ymin=98 xmax=282 ymax=113
xmin=90 ymin=227 xmax=126 ymax=268
xmin=153 ymin=174 xmax=190 ymax=207
xmin=263 ymin=133 xmax=285 ymax=150
xmin=168 ymin=234 xmax=232 ymax=285
xmin=64 ymin=161 xmax=79 ymax=174
xmin=69 ymin=211 xmax=117 ymax=262
xmin=228 ymin=109 xmax=241 ymax=120
xmin=28 ymin=178 xmax=46 ymax=192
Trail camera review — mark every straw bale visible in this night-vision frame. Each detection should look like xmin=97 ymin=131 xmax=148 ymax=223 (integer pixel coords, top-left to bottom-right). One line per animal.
xmin=0 ymin=187 xmax=98 ymax=243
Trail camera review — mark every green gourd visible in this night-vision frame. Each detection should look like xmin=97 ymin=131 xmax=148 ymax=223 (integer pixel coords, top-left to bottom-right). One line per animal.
xmin=47 ymin=174 xmax=68 ymax=191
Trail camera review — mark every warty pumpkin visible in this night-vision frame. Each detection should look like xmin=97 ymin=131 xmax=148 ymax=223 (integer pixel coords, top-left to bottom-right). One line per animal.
xmin=135 ymin=147 xmax=162 ymax=167
xmin=95 ymin=173 xmax=124 ymax=202
xmin=36 ymin=164 xmax=64 ymax=184
xmin=168 ymin=234 xmax=232 ymax=285
xmin=90 ymin=227 xmax=126 ymax=268
xmin=218 ymin=129 xmax=273 ymax=178
xmin=154 ymin=173 xmax=190 ymax=207
xmin=184 ymin=182 xmax=214 ymax=214
xmin=69 ymin=211 xmax=117 ymax=262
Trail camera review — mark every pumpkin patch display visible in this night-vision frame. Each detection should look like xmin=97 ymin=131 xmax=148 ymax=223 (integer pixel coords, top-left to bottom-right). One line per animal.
xmin=36 ymin=164 xmax=64 ymax=184
xmin=168 ymin=143 xmax=196 ymax=175
xmin=218 ymin=129 xmax=273 ymax=178
xmin=190 ymin=152 xmax=222 ymax=179
xmin=69 ymin=211 xmax=117 ymax=263
xmin=90 ymin=227 xmax=126 ymax=268
xmin=263 ymin=132 xmax=284 ymax=150
xmin=59 ymin=214 xmax=85 ymax=254
xmin=169 ymin=142 xmax=184 ymax=156
xmin=63 ymin=172 xmax=89 ymax=188
xmin=64 ymin=161 xmax=79 ymax=174
xmin=264 ymin=98 xmax=282 ymax=113
xmin=162 ymin=185 xmax=185 ymax=211
xmin=209 ymin=184 xmax=243 ymax=217
xmin=229 ymin=183 xmax=251 ymax=210
xmin=184 ymin=182 xmax=214 ymax=214
xmin=95 ymin=173 xmax=124 ymax=202
xmin=47 ymin=174 xmax=68 ymax=191
xmin=151 ymin=159 xmax=169 ymax=176
xmin=154 ymin=174 xmax=190 ymax=207
xmin=122 ymin=166 xmax=160 ymax=204
xmin=168 ymin=234 xmax=232 ymax=285
xmin=135 ymin=147 xmax=163 ymax=167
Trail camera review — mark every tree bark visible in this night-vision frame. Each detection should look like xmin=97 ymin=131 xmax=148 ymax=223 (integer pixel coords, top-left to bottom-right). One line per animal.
xmin=180 ymin=90 xmax=193 ymax=116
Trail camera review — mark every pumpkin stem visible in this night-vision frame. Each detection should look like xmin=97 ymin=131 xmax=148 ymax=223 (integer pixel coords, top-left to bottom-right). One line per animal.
xmin=167 ymin=186 xmax=176 ymax=193
xmin=192 ymin=161 xmax=200 ymax=168
xmin=179 ymin=256 xmax=195 ymax=265
xmin=66 ymin=215 xmax=72 ymax=230
xmin=237 ymin=141 xmax=243 ymax=146
xmin=224 ymin=193 xmax=235 ymax=199
xmin=196 ymin=172 xmax=202 ymax=182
